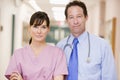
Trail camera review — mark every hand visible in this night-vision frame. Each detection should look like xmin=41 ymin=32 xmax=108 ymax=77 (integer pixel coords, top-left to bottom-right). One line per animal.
xmin=10 ymin=72 xmax=23 ymax=80
xmin=54 ymin=75 xmax=64 ymax=80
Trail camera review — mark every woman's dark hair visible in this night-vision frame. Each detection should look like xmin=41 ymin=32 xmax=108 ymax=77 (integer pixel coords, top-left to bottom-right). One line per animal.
xmin=29 ymin=11 xmax=50 ymax=44
xmin=65 ymin=0 xmax=88 ymax=19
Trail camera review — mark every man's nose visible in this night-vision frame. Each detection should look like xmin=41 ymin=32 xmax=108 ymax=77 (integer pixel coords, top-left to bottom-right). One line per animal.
xmin=74 ymin=18 xmax=79 ymax=24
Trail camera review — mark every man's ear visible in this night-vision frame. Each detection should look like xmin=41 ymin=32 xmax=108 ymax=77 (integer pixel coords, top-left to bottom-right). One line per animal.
xmin=85 ymin=15 xmax=88 ymax=20
xmin=65 ymin=19 xmax=68 ymax=24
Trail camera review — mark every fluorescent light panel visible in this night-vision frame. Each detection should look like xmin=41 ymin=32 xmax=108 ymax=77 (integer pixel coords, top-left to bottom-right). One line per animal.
xmin=49 ymin=0 xmax=70 ymax=4
xmin=29 ymin=0 xmax=42 ymax=11
xmin=52 ymin=7 xmax=65 ymax=21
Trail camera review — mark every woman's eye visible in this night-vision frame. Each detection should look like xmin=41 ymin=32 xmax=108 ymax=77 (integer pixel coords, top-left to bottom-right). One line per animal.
xmin=42 ymin=26 xmax=47 ymax=29
xmin=33 ymin=25 xmax=38 ymax=28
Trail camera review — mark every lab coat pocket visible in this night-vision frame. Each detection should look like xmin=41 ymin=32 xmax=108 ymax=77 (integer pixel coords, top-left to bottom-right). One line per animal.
xmin=84 ymin=58 xmax=101 ymax=74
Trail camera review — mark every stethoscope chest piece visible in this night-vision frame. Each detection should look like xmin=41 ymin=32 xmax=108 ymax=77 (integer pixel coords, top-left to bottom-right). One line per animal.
xmin=86 ymin=57 xmax=91 ymax=63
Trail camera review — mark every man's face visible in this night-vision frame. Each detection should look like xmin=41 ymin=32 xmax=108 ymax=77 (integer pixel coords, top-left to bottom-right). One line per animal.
xmin=66 ymin=6 xmax=88 ymax=37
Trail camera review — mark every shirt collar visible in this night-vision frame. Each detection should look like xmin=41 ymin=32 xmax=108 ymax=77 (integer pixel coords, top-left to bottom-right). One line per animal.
xmin=69 ymin=31 xmax=88 ymax=44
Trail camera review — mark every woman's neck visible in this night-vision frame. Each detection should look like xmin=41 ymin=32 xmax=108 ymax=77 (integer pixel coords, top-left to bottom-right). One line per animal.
xmin=30 ymin=41 xmax=47 ymax=56
xmin=30 ymin=41 xmax=47 ymax=48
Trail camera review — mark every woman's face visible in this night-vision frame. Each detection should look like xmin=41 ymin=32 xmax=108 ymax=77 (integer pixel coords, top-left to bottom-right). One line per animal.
xmin=29 ymin=20 xmax=50 ymax=43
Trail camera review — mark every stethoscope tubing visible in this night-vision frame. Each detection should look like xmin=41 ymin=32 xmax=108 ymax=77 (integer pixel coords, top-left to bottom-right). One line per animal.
xmin=63 ymin=32 xmax=91 ymax=63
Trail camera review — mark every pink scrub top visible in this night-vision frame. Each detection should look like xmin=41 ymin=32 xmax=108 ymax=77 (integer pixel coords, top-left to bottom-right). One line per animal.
xmin=5 ymin=45 xmax=68 ymax=80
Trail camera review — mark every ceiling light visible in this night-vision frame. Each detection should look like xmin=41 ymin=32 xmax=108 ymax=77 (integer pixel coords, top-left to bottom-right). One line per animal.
xmin=28 ymin=0 xmax=42 ymax=11
xmin=49 ymin=0 xmax=70 ymax=4
xmin=52 ymin=7 xmax=65 ymax=21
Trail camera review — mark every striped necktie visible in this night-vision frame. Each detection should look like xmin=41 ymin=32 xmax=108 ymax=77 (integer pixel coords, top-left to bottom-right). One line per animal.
xmin=67 ymin=38 xmax=79 ymax=80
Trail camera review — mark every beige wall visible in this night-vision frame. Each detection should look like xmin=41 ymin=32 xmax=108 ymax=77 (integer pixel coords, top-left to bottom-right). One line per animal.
xmin=87 ymin=0 xmax=120 ymax=79
xmin=105 ymin=0 xmax=120 ymax=79
xmin=0 ymin=0 xmax=15 ymax=79
xmin=86 ymin=2 xmax=100 ymax=35
xmin=0 ymin=0 xmax=34 ymax=79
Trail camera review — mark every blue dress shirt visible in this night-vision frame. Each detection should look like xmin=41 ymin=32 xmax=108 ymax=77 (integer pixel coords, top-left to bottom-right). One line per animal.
xmin=56 ymin=31 xmax=117 ymax=80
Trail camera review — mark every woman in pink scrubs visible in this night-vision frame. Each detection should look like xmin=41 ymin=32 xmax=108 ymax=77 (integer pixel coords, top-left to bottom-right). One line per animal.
xmin=5 ymin=11 xmax=68 ymax=80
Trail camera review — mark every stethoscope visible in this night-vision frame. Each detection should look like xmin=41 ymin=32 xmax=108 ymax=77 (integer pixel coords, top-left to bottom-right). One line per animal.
xmin=63 ymin=32 xmax=91 ymax=63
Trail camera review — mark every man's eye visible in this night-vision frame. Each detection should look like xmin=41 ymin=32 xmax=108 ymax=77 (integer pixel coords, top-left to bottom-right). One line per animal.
xmin=69 ymin=16 xmax=73 ymax=19
xmin=78 ymin=16 xmax=81 ymax=17
xmin=78 ymin=15 xmax=82 ymax=18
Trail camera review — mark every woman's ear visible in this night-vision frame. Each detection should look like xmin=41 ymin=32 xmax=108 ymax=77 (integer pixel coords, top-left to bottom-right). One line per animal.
xmin=28 ymin=25 xmax=31 ymax=33
xmin=28 ymin=25 xmax=31 ymax=37
xmin=48 ymin=26 xmax=50 ymax=32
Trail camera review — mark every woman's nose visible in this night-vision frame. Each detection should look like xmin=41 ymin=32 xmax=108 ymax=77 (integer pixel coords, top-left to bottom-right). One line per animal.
xmin=37 ymin=27 xmax=42 ymax=33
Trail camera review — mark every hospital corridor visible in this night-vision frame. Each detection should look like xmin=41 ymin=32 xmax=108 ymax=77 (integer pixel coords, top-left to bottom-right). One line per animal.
xmin=0 ymin=0 xmax=120 ymax=80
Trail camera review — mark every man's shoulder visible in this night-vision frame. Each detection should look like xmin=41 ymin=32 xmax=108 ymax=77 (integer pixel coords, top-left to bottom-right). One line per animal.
xmin=89 ymin=33 xmax=109 ymax=46
xmin=56 ymin=37 xmax=68 ymax=48
xmin=57 ymin=37 xmax=68 ymax=44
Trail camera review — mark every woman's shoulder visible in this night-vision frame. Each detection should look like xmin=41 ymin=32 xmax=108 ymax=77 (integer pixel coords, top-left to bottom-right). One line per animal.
xmin=12 ymin=45 xmax=29 ymax=56
xmin=47 ymin=44 xmax=64 ymax=53
xmin=47 ymin=44 xmax=60 ymax=50
xmin=46 ymin=45 xmax=65 ymax=59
